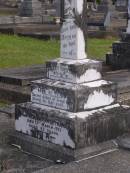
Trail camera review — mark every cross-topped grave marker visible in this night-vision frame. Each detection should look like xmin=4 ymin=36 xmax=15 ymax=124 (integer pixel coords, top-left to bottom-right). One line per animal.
xmin=13 ymin=0 xmax=130 ymax=163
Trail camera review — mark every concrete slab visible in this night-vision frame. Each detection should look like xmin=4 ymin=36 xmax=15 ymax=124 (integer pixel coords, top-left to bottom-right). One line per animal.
xmin=0 ymin=65 xmax=45 ymax=86
xmin=0 ymin=144 xmax=54 ymax=173
xmin=36 ymin=148 xmax=130 ymax=173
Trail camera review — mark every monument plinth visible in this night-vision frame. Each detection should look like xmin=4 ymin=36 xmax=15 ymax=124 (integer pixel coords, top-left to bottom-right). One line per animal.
xmin=12 ymin=0 xmax=130 ymax=162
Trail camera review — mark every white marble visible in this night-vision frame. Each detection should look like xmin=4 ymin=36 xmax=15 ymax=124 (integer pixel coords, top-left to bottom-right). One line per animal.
xmin=31 ymin=87 xmax=69 ymax=110
xmin=84 ymin=90 xmax=114 ymax=110
xmin=47 ymin=59 xmax=102 ymax=83
xmin=15 ymin=115 xmax=75 ymax=149
xmin=61 ymin=20 xmax=86 ymax=60
xmin=83 ymin=80 xmax=111 ymax=87
xmin=61 ymin=0 xmax=86 ymax=60
xmin=31 ymin=78 xmax=116 ymax=112
xmin=64 ymin=0 xmax=84 ymax=18
xmin=73 ymin=104 xmax=120 ymax=119
xmin=48 ymin=68 xmax=101 ymax=84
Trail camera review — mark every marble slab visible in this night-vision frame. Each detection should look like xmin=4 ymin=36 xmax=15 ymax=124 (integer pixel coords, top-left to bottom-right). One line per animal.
xmin=15 ymin=102 xmax=76 ymax=149
xmin=31 ymin=79 xmax=117 ymax=112
xmin=15 ymin=102 xmax=130 ymax=149
xmin=64 ymin=0 xmax=84 ymax=19
xmin=46 ymin=58 xmax=102 ymax=83
xmin=60 ymin=20 xmax=86 ymax=60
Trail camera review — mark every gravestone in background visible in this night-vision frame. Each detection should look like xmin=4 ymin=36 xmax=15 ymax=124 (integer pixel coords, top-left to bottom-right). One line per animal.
xmin=18 ymin=0 xmax=64 ymax=20
xmin=18 ymin=0 xmax=34 ymax=16
xmin=106 ymin=0 xmax=130 ymax=69
xmin=12 ymin=0 xmax=130 ymax=162
xmin=127 ymin=0 xmax=130 ymax=33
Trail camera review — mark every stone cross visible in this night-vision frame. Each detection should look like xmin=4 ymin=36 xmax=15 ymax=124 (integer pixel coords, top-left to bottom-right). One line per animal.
xmin=127 ymin=0 xmax=130 ymax=33
xmin=60 ymin=0 xmax=87 ymax=60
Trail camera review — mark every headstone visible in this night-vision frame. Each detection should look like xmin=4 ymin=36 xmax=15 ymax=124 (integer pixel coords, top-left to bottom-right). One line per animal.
xmin=12 ymin=0 xmax=130 ymax=162
xmin=18 ymin=0 xmax=43 ymax=17
xmin=18 ymin=0 xmax=33 ymax=17
xmin=106 ymin=0 xmax=130 ymax=69
xmin=18 ymin=0 xmax=64 ymax=21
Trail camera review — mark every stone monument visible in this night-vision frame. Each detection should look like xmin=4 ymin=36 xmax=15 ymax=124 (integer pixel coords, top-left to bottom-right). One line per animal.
xmin=18 ymin=0 xmax=33 ymax=17
xmin=12 ymin=0 xmax=130 ymax=162
xmin=106 ymin=0 xmax=130 ymax=69
xmin=18 ymin=0 xmax=42 ymax=17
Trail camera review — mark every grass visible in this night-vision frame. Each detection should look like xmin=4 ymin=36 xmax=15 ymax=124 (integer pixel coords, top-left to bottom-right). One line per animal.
xmin=0 ymin=100 xmax=11 ymax=107
xmin=0 ymin=34 xmax=117 ymax=68
xmin=0 ymin=10 xmax=17 ymax=16
xmin=87 ymin=38 xmax=116 ymax=59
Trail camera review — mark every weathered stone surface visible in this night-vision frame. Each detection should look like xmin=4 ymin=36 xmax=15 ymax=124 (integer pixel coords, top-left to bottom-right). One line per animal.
xmin=19 ymin=0 xmax=33 ymax=17
xmin=60 ymin=0 xmax=86 ymax=60
xmin=31 ymin=79 xmax=117 ymax=112
xmin=112 ymin=41 xmax=129 ymax=55
xmin=46 ymin=58 xmax=102 ymax=84
xmin=106 ymin=33 xmax=130 ymax=69
xmin=15 ymin=102 xmax=76 ymax=149
xmin=14 ymin=102 xmax=130 ymax=161
xmin=0 ymin=65 xmax=45 ymax=86
xmin=61 ymin=20 xmax=86 ymax=60
xmin=117 ymin=134 xmax=130 ymax=149
xmin=121 ymin=32 xmax=130 ymax=42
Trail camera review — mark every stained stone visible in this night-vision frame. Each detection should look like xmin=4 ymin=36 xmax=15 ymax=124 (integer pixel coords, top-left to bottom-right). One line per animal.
xmin=61 ymin=20 xmax=86 ymax=60
xmin=14 ymin=0 xmax=129 ymax=162
xmin=15 ymin=102 xmax=130 ymax=151
xmin=112 ymin=41 xmax=130 ymax=55
xmin=106 ymin=0 xmax=130 ymax=69
xmin=31 ymin=79 xmax=117 ymax=112
xmin=106 ymin=36 xmax=130 ymax=69
xmin=121 ymin=32 xmax=130 ymax=42
xmin=61 ymin=0 xmax=86 ymax=60
xmin=46 ymin=58 xmax=102 ymax=84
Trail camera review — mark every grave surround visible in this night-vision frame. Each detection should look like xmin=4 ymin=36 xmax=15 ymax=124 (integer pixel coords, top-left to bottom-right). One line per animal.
xmin=13 ymin=0 xmax=130 ymax=162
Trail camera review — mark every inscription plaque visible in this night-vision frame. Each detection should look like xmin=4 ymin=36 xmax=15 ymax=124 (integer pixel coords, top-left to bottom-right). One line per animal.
xmin=61 ymin=0 xmax=86 ymax=60
xmin=15 ymin=114 xmax=75 ymax=149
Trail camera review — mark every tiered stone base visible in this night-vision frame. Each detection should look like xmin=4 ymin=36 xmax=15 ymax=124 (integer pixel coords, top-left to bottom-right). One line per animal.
xmin=31 ymin=79 xmax=117 ymax=112
xmin=13 ymin=102 xmax=130 ymax=162
xmin=13 ymin=57 xmax=125 ymax=162
xmin=106 ymin=32 xmax=130 ymax=69
xmin=46 ymin=58 xmax=102 ymax=83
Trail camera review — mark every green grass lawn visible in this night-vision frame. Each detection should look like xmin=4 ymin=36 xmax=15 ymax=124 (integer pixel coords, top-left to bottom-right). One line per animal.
xmin=0 ymin=34 xmax=117 ymax=68
xmin=0 ymin=10 xmax=17 ymax=16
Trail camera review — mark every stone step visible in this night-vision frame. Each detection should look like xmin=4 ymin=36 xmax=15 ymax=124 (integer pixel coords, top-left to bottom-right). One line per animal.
xmin=31 ymin=78 xmax=117 ymax=112
xmin=13 ymin=102 xmax=130 ymax=162
xmin=46 ymin=59 xmax=102 ymax=84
